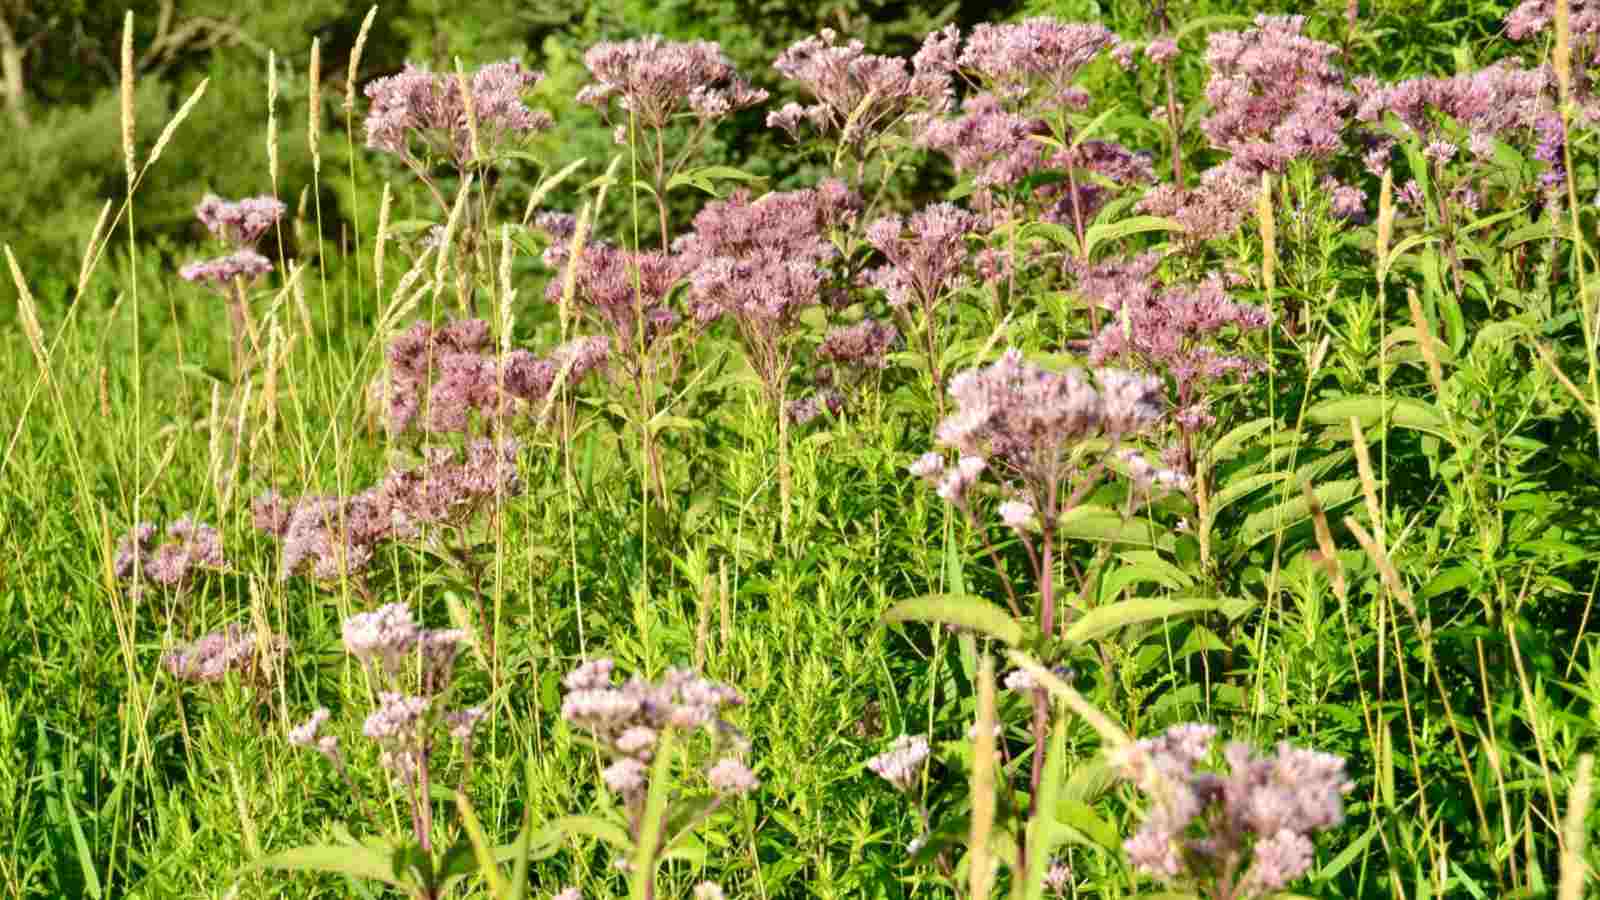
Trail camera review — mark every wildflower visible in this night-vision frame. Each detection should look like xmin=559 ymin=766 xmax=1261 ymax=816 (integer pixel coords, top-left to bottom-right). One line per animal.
xmin=769 ymin=28 xmax=953 ymax=151
xmin=178 ymin=250 xmax=273 ymax=288
xmin=161 ymin=624 xmax=285 ymax=684
xmin=931 ymin=351 xmax=1165 ymax=515
xmin=1146 ymin=39 xmax=1180 ymax=65
xmin=1045 ymin=860 xmax=1073 ymax=892
xmin=288 ymin=708 xmax=342 ymax=763
xmin=602 ymin=757 xmax=648 ymax=795
xmin=1114 ymin=723 xmax=1352 ymax=898
xmin=115 ymin=516 xmax=226 ymax=596
xmin=1135 ymin=162 xmax=1259 ymax=242
xmin=579 ymin=36 xmax=765 ymax=130
xmin=553 ymin=889 xmax=582 ymax=900
xmin=956 ymin=18 xmax=1119 ymax=103
xmin=195 ymin=194 xmax=286 ymax=247
xmin=364 ymin=60 xmax=551 ymax=167
xmin=692 ymin=882 xmax=724 ymax=900
xmin=707 ymin=758 xmax=760 ymax=794
xmin=866 ymin=734 xmax=931 ymax=792
xmin=816 ymin=318 xmax=899 ymax=371
xmin=1199 ymin=15 xmax=1352 ymax=173
xmin=363 ymin=692 xmax=430 ymax=741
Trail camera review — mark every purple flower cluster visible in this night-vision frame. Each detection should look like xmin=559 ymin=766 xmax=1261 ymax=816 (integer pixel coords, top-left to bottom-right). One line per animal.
xmin=113 ymin=516 xmax=226 ymax=596
xmin=1199 ymin=15 xmax=1352 ymax=173
xmin=1354 ymin=64 xmax=1551 ymax=147
xmin=917 ymin=92 xmax=1050 ymax=192
xmin=676 ymin=183 xmax=860 ymax=407
xmin=956 ymin=18 xmax=1120 ymax=104
xmin=864 ymin=203 xmax=976 ymax=311
xmin=178 ymin=250 xmax=274 ymax=287
xmin=541 ymin=245 xmax=690 ymax=364
xmin=866 ymin=733 xmax=932 ymax=792
xmin=377 ymin=319 xmax=608 ymax=435
xmin=1112 ymin=724 xmax=1353 ymax=897
xmin=291 ymin=603 xmax=484 ymax=792
xmin=816 ymin=318 xmax=899 ymax=372
xmin=914 ymin=350 xmax=1166 ymax=515
xmin=161 ymin=623 xmax=286 ymax=685
xmin=768 ymin=28 xmax=954 ymax=150
xmin=179 ymin=191 xmax=283 ymax=289
xmin=578 ymin=36 xmax=766 ymax=130
xmin=256 ymin=439 xmax=522 ymax=584
xmin=1084 ymin=270 xmax=1270 ymax=433
xmin=1135 ymin=162 xmax=1259 ymax=243
xmin=561 ymin=657 xmax=755 ymax=801
xmin=195 ymin=194 xmax=286 ymax=246
xmin=1505 ymin=0 xmax=1600 ymax=42
xmin=364 ymin=60 xmax=551 ymax=167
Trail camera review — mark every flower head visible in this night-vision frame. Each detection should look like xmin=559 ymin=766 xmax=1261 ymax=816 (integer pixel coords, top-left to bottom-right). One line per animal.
xmin=866 ymin=734 xmax=932 ymax=792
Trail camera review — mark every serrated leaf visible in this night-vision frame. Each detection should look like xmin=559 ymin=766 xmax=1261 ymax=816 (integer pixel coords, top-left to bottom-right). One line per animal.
xmin=882 ymin=593 xmax=1024 ymax=645
xmin=1304 ymin=395 xmax=1457 ymax=439
xmin=1235 ymin=479 xmax=1362 ymax=554
xmin=549 ymin=814 xmax=633 ymax=850
xmin=1084 ymin=215 xmax=1182 ymax=257
xmin=1208 ymin=416 xmax=1276 ymax=464
xmin=1054 ymin=800 xmax=1121 ymax=851
xmin=1058 ymin=505 xmax=1166 ymax=546
xmin=1065 ymin=596 xmax=1223 ymax=643
xmin=242 ymin=845 xmax=408 ymax=890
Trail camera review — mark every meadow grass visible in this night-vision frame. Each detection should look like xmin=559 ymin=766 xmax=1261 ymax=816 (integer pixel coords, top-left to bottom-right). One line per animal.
xmin=3 ymin=4 xmax=1600 ymax=900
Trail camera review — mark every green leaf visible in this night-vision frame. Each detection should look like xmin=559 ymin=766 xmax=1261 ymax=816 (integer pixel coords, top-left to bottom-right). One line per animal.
xmin=1207 ymin=416 xmax=1276 ymax=464
xmin=1173 ymin=13 xmax=1252 ymax=40
xmin=1058 ymin=505 xmax=1166 ymax=547
xmin=242 ymin=845 xmax=409 ymax=890
xmin=1235 ymin=479 xmax=1363 ymax=555
xmin=666 ymin=164 xmax=766 ymax=196
xmin=455 ymin=790 xmax=510 ymax=898
xmin=549 ymin=814 xmax=633 ymax=850
xmin=1083 ymin=215 xmax=1182 ymax=258
xmin=1064 ymin=596 xmax=1224 ymax=643
xmin=883 ymin=593 xmax=1024 ymax=645
xmin=1304 ymin=395 xmax=1457 ymax=439
xmin=1205 ymin=470 xmax=1292 ymax=526
xmin=1054 ymin=800 xmax=1121 ymax=852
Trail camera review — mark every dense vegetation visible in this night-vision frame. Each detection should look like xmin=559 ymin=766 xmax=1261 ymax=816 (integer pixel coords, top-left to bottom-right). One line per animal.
xmin=4 ymin=1 xmax=1600 ymax=899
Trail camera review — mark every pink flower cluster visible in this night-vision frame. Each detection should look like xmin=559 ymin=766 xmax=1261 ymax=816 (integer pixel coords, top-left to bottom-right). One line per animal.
xmin=1113 ymin=724 xmax=1352 ymax=897
xmin=914 ymin=351 xmax=1166 ymax=513
xmin=161 ymin=623 xmax=286 ymax=684
xmin=1199 ymin=15 xmax=1352 ymax=173
xmin=378 ymin=318 xmax=608 ymax=435
xmin=1084 ymin=267 xmax=1270 ymax=433
xmin=561 ymin=658 xmax=756 ymax=801
xmin=956 ymin=18 xmax=1120 ymax=104
xmin=578 ymin=36 xmax=766 ymax=130
xmin=113 ymin=516 xmax=226 ymax=596
xmin=255 ymin=439 xmax=522 ymax=583
xmin=364 ymin=60 xmax=552 ymax=166
xmin=768 ymin=27 xmax=954 ymax=150
xmin=195 ymin=194 xmax=286 ymax=246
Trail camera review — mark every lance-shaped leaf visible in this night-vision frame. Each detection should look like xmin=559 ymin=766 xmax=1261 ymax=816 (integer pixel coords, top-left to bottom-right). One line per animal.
xmin=883 ymin=594 xmax=1024 ymax=646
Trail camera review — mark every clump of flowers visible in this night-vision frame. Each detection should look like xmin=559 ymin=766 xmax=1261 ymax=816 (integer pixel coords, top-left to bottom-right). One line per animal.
xmin=578 ymin=36 xmax=767 ymax=246
xmin=790 ymin=317 xmax=899 ymax=424
xmin=1198 ymin=15 xmax=1352 ymax=175
xmin=768 ymin=27 xmax=955 ymax=176
xmin=374 ymin=317 xmax=609 ymax=437
xmin=255 ymin=439 xmax=521 ymax=656
xmin=910 ymin=351 xmax=1172 ymax=759
xmin=287 ymin=603 xmax=486 ymax=856
xmin=113 ymin=516 xmax=226 ymax=598
xmin=866 ymin=733 xmax=932 ymax=792
xmin=364 ymin=60 xmax=551 ymax=178
xmin=560 ymin=658 xmax=757 ymax=887
xmin=1112 ymin=723 xmax=1353 ymax=899
xmin=954 ymin=19 xmax=1121 ymax=107
xmin=1085 ymin=270 xmax=1271 ymax=441
xmin=678 ymin=183 xmax=860 ymax=416
xmin=161 ymin=623 xmax=286 ymax=696
xmin=863 ymin=203 xmax=976 ymax=408
xmin=178 ymin=192 xmax=284 ymax=380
